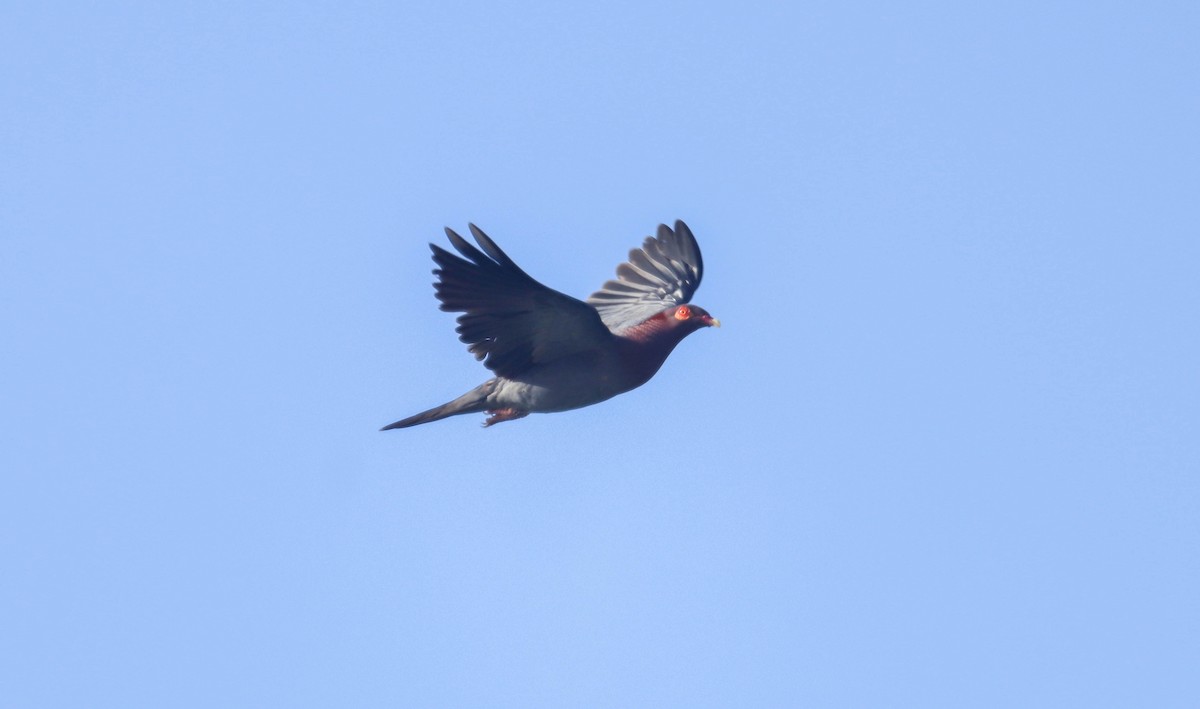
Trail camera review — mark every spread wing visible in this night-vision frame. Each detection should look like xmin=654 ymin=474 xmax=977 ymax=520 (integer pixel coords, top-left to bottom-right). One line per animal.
xmin=586 ymin=220 xmax=704 ymax=333
xmin=432 ymin=224 xmax=613 ymax=379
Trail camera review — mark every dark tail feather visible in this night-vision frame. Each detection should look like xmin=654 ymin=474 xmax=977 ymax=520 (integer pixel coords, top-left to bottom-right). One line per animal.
xmin=380 ymin=382 xmax=493 ymax=431
xmin=380 ymin=402 xmax=466 ymax=430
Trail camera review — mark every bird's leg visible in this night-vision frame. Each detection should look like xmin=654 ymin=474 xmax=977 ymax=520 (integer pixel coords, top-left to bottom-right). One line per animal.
xmin=483 ymin=408 xmax=529 ymax=427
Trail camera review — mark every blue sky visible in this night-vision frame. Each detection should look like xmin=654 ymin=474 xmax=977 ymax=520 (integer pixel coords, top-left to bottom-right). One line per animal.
xmin=3 ymin=2 xmax=1198 ymax=706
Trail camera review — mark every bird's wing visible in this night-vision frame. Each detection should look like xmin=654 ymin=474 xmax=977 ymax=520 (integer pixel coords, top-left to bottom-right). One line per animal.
xmin=432 ymin=224 xmax=613 ymax=379
xmin=586 ymin=220 xmax=704 ymax=333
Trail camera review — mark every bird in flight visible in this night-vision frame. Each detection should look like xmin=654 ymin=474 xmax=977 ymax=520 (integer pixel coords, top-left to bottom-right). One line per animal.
xmin=382 ymin=220 xmax=718 ymax=429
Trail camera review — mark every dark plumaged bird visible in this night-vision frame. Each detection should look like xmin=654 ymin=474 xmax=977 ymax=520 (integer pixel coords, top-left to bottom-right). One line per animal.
xmin=381 ymin=220 xmax=718 ymax=429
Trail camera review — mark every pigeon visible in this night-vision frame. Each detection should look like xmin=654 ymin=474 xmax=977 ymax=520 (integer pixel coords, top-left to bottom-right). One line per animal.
xmin=381 ymin=220 xmax=718 ymax=429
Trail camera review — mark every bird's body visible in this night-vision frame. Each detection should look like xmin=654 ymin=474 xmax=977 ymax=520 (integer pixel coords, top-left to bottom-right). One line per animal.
xmin=382 ymin=220 xmax=717 ymax=429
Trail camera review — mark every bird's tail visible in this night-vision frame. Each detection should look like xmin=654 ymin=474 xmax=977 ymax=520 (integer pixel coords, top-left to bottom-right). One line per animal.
xmin=380 ymin=381 xmax=494 ymax=430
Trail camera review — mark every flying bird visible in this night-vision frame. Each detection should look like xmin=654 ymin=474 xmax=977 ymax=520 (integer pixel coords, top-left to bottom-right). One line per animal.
xmin=382 ymin=220 xmax=718 ymax=429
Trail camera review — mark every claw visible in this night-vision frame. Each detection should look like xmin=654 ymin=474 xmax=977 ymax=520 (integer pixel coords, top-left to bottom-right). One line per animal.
xmin=483 ymin=408 xmax=530 ymax=427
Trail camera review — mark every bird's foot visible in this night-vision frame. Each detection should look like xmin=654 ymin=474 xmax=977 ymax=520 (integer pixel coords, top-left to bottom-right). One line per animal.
xmin=483 ymin=408 xmax=529 ymax=427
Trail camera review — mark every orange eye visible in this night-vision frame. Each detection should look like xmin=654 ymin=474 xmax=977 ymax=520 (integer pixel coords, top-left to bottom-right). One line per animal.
xmin=674 ymin=305 xmax=691 ymax=320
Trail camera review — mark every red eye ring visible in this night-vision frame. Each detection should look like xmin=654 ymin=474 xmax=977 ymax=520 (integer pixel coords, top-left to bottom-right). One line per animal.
xmin=675 ymin=305 xmax=691 ymax=320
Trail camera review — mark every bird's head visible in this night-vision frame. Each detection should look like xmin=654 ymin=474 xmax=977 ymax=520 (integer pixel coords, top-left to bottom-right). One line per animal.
xmin=670 ymin=303 xmax=720 ymax=332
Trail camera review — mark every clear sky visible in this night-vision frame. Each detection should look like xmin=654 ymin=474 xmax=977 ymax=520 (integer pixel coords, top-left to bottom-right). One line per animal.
xmin=3 ymin=2 xmax=1198 ymax=707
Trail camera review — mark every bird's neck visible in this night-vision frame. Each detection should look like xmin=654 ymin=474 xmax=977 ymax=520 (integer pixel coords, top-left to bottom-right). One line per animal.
xmin=615 ymin=313 xmax=692 ymax=386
